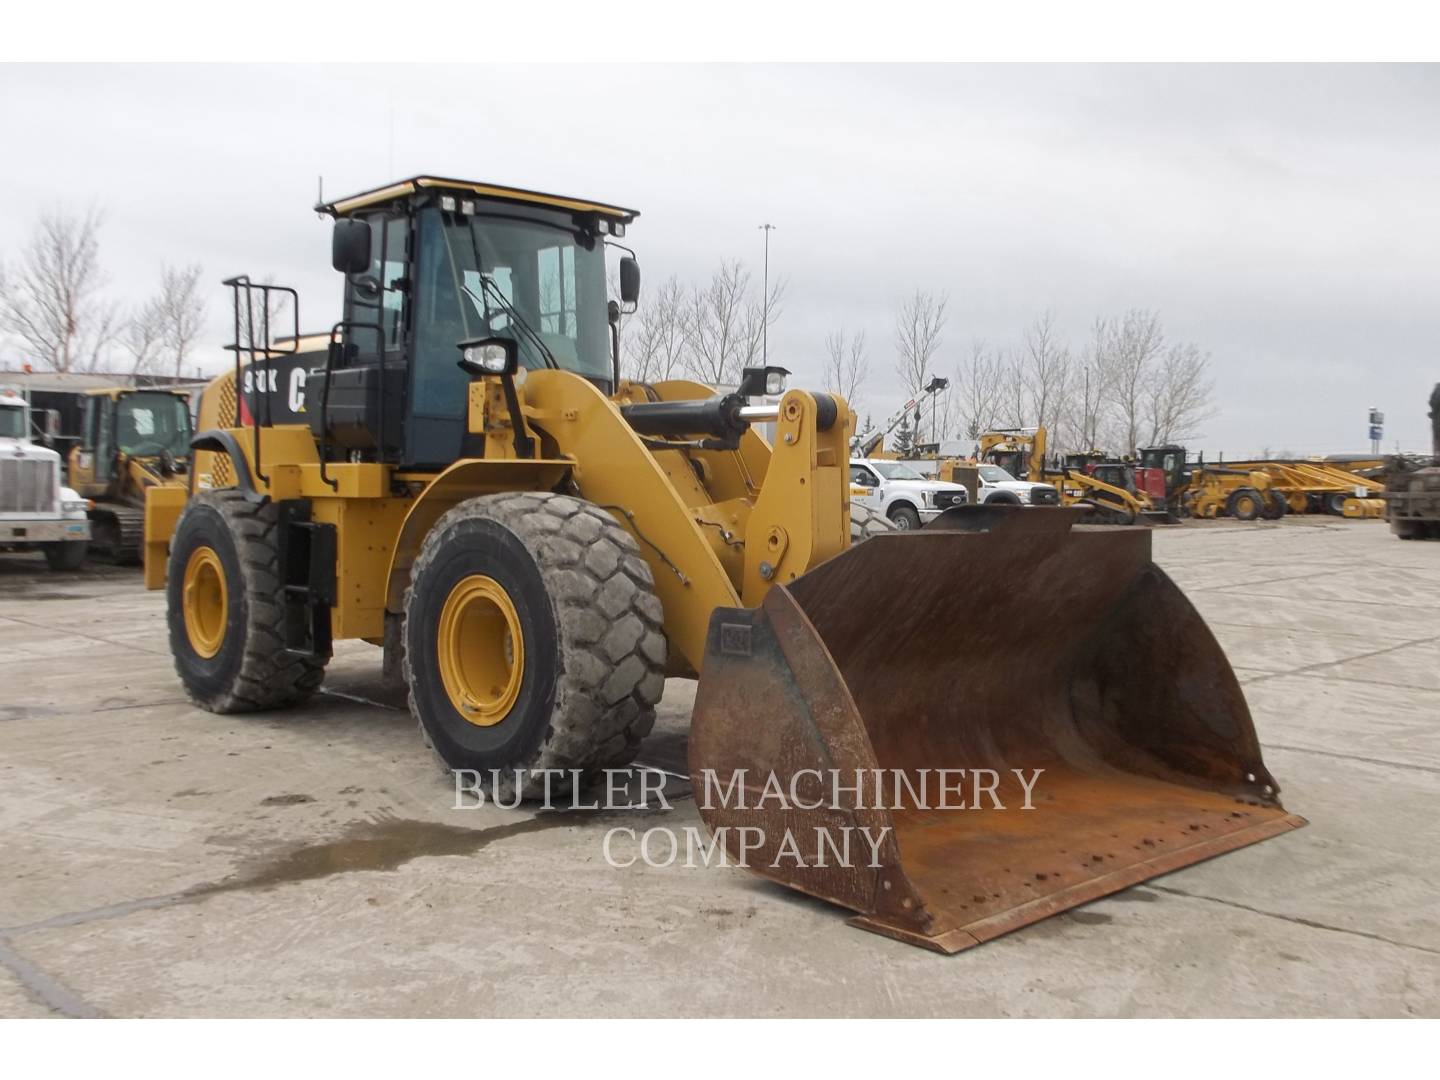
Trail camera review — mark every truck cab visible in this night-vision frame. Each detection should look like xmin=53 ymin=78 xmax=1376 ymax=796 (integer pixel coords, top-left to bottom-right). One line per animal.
xmin=975 ymin=462 xmax=1061 ymax=506
xmin=0 ymin=388 xmax=92 ymax=570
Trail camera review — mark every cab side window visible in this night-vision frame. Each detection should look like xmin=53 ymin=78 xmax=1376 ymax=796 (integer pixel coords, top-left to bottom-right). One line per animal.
xmin=851 ymin=466 xmax=878 ymax=486
xmin=345 ymin=215 xmax=410 ymax=356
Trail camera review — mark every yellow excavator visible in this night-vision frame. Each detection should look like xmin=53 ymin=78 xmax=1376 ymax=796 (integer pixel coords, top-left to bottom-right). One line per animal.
xmin=66 ymin=386 xmax=193 ymax=562
xmin=145 ymin=176 xmax=1302 ymax=953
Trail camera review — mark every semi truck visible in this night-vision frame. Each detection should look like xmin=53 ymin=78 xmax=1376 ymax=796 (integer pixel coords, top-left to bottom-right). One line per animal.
xmin=0 ymin=387 xmax=92 ymax=569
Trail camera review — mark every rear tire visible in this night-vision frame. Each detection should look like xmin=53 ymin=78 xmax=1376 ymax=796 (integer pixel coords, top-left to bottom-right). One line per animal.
xmin=1324 ymin=492 xmax=1347 ymax=515
xmin=1393 ymin=519 xmax=1421 ymax=540
xmin=851 ymin=502 xmax=897 ymax=543
xmin=167 ymin=489 xmax=328 ymax=712
xmin=43 ymin=541 xmax=88 ymax=571
xmin=403 ymin=492 xmax=667 ymax=802
xmin=1228 ymin=487 xmax=1264 ymax=521
xmin=1262 ymin=489 xmax=1287 ymax=520
xmin=886 ymin=504 xmax=922 ymax=531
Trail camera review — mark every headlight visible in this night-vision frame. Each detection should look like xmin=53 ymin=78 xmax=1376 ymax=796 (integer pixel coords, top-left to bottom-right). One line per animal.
xmin=62 ymin=499 xmax=89 ymax=512
xmin=765 ymin=370 xmax=787 ymax=395
xmin=922 ymin=490 xmax=935 ymax=507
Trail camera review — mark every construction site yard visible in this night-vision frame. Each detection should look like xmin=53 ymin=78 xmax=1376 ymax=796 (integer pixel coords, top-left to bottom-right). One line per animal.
xmin=0 ymin=515 xmax=1436 ymax=1019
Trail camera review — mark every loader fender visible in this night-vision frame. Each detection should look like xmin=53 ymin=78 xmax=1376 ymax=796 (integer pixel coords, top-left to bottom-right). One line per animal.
xmin=384 ymin=458 xmax=574 ymax=613
xmin=190 ymin=430 xmax=260 ymax=499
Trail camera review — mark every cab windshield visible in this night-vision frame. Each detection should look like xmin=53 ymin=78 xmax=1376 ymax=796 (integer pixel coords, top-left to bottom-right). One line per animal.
xmin=448 ymin=214 xmax=611 ymax=381
xmin=0 ymin=405 xmax=23 ymax=440
xmin=117 ymin=393 xmax=192 ymax=457
xmin=979 ymin=465 xmax=1016 ymax=484
xmin=872 ymin=461 xmax=926 ymax=481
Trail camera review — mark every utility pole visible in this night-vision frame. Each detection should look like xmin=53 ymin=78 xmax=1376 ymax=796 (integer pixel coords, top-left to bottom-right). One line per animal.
xmin=758 ymin=223 xmax=776 ymax=365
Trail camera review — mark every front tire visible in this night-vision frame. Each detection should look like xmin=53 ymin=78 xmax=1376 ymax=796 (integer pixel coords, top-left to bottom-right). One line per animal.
xmin=167 ymin=489 xmax=328 ymax=712
xmin=403 ymin=493 xmax=667 ymax=801
xmin=886 ymin=504 xmax=922 ymax=530
xmin=1228 ymin=487 xmax=1264 ymax=522
xmin=43 ymin=541 xmax=88 ymax=571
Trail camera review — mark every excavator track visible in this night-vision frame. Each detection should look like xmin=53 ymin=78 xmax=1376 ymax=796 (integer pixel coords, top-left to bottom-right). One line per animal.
xmin=90 ymin=505 xmax=145 ymax=565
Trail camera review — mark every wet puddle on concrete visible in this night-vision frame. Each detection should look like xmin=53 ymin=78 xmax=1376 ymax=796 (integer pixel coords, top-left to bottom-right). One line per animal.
xmin=190 ymin=812 xmax=606 ymax=899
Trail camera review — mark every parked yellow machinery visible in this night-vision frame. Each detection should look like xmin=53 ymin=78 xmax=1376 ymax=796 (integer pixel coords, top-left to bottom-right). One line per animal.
xmin=1225 ymin=459 xmax=1385 ymax=518
xmin=65 ymin=387 xmax=193 ymax=562
xmin=1140 ymin=445 xmax=1292 ymax=521
xmin=1179 ymin=466 xmax=1284 ymax=520
xmin=143 ymin=176 xmax=1301 ymax=952
xmin=977 ymin=427 xmax=1174 ymax=524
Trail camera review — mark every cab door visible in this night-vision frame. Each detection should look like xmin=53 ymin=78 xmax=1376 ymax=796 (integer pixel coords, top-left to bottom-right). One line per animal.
xmin=67 ymin=396 xmax=105 ymax=496
xmin=850 ymin=464 xmax=882 ymax=512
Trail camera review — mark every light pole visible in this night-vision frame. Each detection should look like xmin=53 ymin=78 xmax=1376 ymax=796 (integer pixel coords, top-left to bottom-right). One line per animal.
xmin=758 ymin=223 xmax=776 ymax=365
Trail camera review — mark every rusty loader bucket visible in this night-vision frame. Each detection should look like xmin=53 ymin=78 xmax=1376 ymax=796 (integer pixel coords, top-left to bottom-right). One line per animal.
xmin=689 ymin=508 xmax=1304 ymax=953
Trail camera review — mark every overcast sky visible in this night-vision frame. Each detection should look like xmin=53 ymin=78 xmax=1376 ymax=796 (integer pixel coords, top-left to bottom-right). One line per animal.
xmin=1 ymin=63 xmax=1435 ymax=454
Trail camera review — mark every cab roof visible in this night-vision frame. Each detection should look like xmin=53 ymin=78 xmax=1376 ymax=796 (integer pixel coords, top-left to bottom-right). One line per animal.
xmin=317 ymin=176 xmax=639 ymax=223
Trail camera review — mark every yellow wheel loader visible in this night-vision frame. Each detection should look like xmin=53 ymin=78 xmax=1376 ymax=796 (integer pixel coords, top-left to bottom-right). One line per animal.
xmin=66 ymin=387 xmax=193 ymax=562
xmin=145 ymin=176 xmax=1303 ymax=952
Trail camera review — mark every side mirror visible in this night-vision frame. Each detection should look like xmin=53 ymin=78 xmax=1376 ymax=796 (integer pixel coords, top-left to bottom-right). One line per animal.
xmin=619 ymin=256 xmax=640 ymax=305
xmin=457 ymin=336 xmax=519 ymax=378
xmin=332 ymin=219 xmax=372 ymax=275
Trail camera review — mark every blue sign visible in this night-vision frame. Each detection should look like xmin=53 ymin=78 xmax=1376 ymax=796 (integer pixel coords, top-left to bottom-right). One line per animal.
xmin=1368 ymin=425 xmax=1383 ymax=441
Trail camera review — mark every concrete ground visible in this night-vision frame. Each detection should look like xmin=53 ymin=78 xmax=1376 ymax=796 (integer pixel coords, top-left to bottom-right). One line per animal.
xmin=0 ymin=516 xmax=1436 ymax=1018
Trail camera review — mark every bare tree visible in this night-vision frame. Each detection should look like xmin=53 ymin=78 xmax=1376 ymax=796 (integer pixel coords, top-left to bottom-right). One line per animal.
xmin=998 ymin=348 xmax=1030 ymax=430
xmin=0 ymin=207 xmax=118 ymax=371
xmin=625 ymin=276 xmax=688 ymax=383
xmin=1144 ymin=340 xmax=1216 ymax=444
xmin=682 ymin=260 xmax=783 ymax=386
xmin=1068 ymin=316 xmax=1115 ymax=451
xmin=1022 ymin=310 xmax=1072 ymax=444
xmin=822 ymin=328 xmax=869 ymax=415
xmin=951 ymin=340 xmax=1004 ymax=441
xmin=118 ymin=298 xmax=167 ymax=378
xmin=1103 ymin=308 xmax=1166 ymax=453
xmin=157 ymin=263 xmax=206 ymax=378
xmin=893 ymin=289 xmax=948 ymax=398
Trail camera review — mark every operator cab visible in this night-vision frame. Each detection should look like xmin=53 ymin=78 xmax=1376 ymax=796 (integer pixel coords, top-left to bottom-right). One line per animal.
xmin=305 ymin=176 xmax=641 ymax=470
xmin=73 ymin=389 xmax=192 ymax=489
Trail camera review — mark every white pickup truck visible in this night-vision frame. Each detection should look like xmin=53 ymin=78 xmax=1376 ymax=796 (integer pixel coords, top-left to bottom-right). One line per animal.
xmin=0 ymin=388 xmax=92 ymax=570
xmin=975 ymin=463 xmax=1061 ymax=506
xmin=850 ymin=457 xmax=969 ymax=530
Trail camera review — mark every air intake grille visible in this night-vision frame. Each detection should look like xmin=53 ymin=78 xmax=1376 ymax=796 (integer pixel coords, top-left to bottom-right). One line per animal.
xmin=0 ymin=457 xmax=57 ymax=514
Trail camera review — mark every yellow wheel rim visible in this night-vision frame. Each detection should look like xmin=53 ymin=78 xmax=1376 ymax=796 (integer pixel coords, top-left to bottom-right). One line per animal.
xmin=437 ymin=575 xmax=525 ymax=727
xmin=182 ymin=545 xmax=228 ymax=659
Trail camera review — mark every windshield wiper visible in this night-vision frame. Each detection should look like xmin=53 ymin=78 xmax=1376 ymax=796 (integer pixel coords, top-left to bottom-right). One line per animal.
xmin=460 ymin=279 xmax=558 ymax=372
xmin=463 ymin=220 xmax=558 ymax=371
